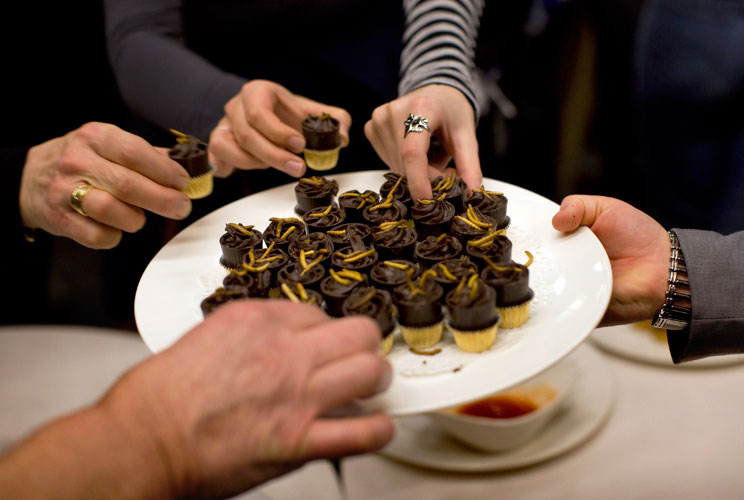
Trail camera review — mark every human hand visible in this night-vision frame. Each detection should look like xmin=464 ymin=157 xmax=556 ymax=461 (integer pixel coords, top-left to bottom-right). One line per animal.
xmin=209 ymin=80 xmax=351 ymax=178
xmin=101 ymin=299 xmax=393 ymax=499
xmin=19 ymin=122 xmax=192 ymax=249
xmin=364 ymin=84 xmax=481 ymax=200
xmin=552 ymin=195 xmax=670 ymax=326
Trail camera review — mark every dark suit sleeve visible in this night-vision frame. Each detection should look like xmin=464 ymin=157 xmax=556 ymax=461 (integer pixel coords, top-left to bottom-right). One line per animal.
xmin=668 ymin=228 xmax=744 ymax=362
xmin=103 ymin=0 xmax=246 ymax=141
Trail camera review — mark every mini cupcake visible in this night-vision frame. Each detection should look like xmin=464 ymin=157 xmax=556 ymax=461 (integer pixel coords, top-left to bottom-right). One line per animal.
xmin=480 ymin=258 xmax=534 ymax=328
xmin=430 ymin=257 xmax=479 ymax=295
xmin=338 ymin=190 xmax=380 ymax=223
xmin=168 ymin=129 xmax=213 ymax=199
xmin=320 ymin=268 xmax=367 ymax=317
xmin=263 ymin=217 xmax=306 ymax=251
xmin=302 ymin=113 xmax=341 ymax=171
xmin=371 ymin=220 xmax=418 ymax=261
xmin=200 ymin=287 xmax=247 ymax=317
xmin=414 ymin=233 xmax=463 ymax=269
xmin=431 ymin=172 xmax=468 ymax=213
xmin=450 ymin=204 xmax=498 ymax=245
xmin=219 ymin=223 xmax=264 ymax=269
xmin=222 ymin=265 xmax=272 ymax=298
xmin=280 ymin=281 xmax=324 ymax=308
xmin=465 ymin=186 xmax=508 ymax=227
xmin=445 ymin=274 xmax=500 ymax=353
xmin=302 ymin=204 xmax=346 ymax=234
xmin=331 ymin=234 xmax=378 ymax=275
xmin=379 ymin=172 xmax=412 ymax=208
xmin=294 ymin=175 xmax=339 ymax=215
xmin=242 ymin=244 xmax=289 ymax=296
xmin=362 ymin=198 xmax=408 ymax=226
xmin=466 ymin=234 xmax=513 ymax=271
xmin=277 ymin=259 xmax=326 ymax=292
xmin=370 ymin=259 xmax=421 ymax=293
xmin=288 ymin=232 xmax=334 ymax=269
xmin=411 ymin=196 xmax=455 ymax=239
xmin=342 ymin=287 xmax=396 ymax=356
xmin=393 ymin=270 xmax=445 ymax=348
xmin=326 ymin=223 xmax=373 ymax=247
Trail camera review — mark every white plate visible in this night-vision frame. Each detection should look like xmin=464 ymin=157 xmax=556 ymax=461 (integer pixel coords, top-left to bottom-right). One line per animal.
xmin=135 ymin=170 xmax=612 ymax=415
xmin=591 ymin=322 xmax=744 ymax=368
xmin=379 ymin=343 xmax=614 ymax=472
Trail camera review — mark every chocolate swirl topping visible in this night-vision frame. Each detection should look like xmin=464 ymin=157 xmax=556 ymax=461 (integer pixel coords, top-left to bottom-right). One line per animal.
xmin=412 ymin=198 xmax=455 ymax=224
xmin=320 ymin=268 xmax=367 ymax=317
xmin=302 ymin=113 xmax=340 ymax=150
xmin=363 ymin=199 xmax=408 ymax=225
xmin=302 ymin=204 xmax=346 ymax=232
xmin=379 ymin=172 xmax=412 ymax=206
xmin=431 ymin=257 xmax=479 ymax=288
xmin=415 ymin=234 xmax=463 ymax=265
xmin=338 ymin=190 xmax=380 ymax=213
xmin=371 ymin=221 xmax=418 ymax=260
xmin=200 ymin=287 xmax=247 ymax=317
xmin=445 ymin=274 xmax=499 ymax=330
xmin=281 ymin=282 xmax=323 ymax=306
xmin=342 ymin=286 xmax=395 ymax=337
xmin=370 ymin=259 xmax=420 ymax=288
xmin=295 ymin=176 xmax=340 ymax=197
xmin=466 ymin=235 xmax=513 ymax=269
xmin=222 ymin=267 xmax=272 ymax=298
xmin=464 ymin=186 xmax=508 ymax=225
xmin=263 ymin=218 xmax=306 ymax=248
xmin=168 ymin=131 xmax=209 ymax=177
xmin=451 ymin=205 xmax=498 ymax=241
xmin=393 ymin=273 xmax=445 ymax=327
xmin=480 ymin=262 xmax=533 ymax=307
xmin=277 ymin=261 xmax=326 ymax=290
xmin=221 ymin=223 xmax=263 ymax=248
xmin=288 ymin=232 xmax=334 ymax=266
xmin=327 ymin=223 xmax=372 ymax=246
xmin=331 ymin=235 xmax=378 ymax=272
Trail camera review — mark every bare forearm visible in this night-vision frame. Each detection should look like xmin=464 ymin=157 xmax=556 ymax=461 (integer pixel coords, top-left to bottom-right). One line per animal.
xmin=0 ymin=405 xmax=172 ymax=500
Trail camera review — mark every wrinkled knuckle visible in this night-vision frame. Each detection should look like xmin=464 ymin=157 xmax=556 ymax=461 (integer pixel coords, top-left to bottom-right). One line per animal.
xmin=76 ymin=122 xmax=104 ymax=142
xmin=57 ymin=148 xmax=84 ymax=176
xmin=245 ymin=106 xmax=262 ymax=125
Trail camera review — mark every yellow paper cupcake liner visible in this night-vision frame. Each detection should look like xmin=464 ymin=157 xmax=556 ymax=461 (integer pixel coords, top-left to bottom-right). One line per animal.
xmin=497 ymin=299 xmax=531 ymax=329
xmin=400 ymin=321 xmax=444 ymax=349
xmin=380 ymin=333 xmax=394 ymax=356
xmin=304 ymin=145 xmax=341 ymax=171
xmin=449 ymin=322 xmax=499 ymax=353
xmin=185 ymin=170 xmax=214 ymax=199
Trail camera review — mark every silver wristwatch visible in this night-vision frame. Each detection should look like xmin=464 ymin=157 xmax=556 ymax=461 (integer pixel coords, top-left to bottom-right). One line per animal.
xmin=652 ymin=230 xmax=692 ymax=330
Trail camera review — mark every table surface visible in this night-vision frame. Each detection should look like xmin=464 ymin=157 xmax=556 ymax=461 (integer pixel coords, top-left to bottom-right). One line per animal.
xmin=4 ymin=325 xmax=744 ymax=500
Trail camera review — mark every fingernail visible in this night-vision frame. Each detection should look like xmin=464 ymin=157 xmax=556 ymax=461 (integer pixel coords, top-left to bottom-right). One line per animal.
xmin=176 ymin=175 xmax=190 ymax=191
xmin=177 ymin=198 xmax=192 ymax=219
xmin=375 ymin=361 xmax=393 ymax=394
xmin=284 ymin=160 xmax=304 ymax=177
xmin=288 ymin=136 xmax=305 ymax=153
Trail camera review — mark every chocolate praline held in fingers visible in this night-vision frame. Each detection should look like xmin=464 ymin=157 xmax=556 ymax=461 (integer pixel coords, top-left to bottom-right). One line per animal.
xmin=362 ymin=198 xmax=408 ymax=226
xmin=277 ymin=260 xmax=326 ymax=292
xmin=379 ymin=172 xmax=412 ymax=208
xmin=331 ymin=235 xmax=378 ymax=275
xmin=326 ymin=223 xmax=372 ymax=247
xmin=294 ymin=175 xmax=339 ymax=215
xmin=288 ymin=232 xmax=335 ymax=269
xmin=370 ymin=259 xmax=421 ymax=293
xmin=431 ymin=173 xmax=468 ymax=213
xmin=200 ymin=287 xmax=247 ymax=317
xmin=371 ymin=220 xmax=418 ymax=261
xmin=219 ymin=223 xmax=264 ymax=269
xmin=168 ymin=132 xmax=210 ymax=178
xmin=414 ymin=233 xmax=463 ymax=268
xmin=320 ymin=268 xmax=367 ymax=317
xmin=302 ymin=204 xmax=346 ymax=234
xmin=222 ymin=266 xmax=272 ymax=298
xmin=411 ymin=197 xmax=455 ymax=240
xmin=263 ymin=217 xmax=306 ymax=251
xmin=466 ymin=235 xmax=513 ymax=271
xmin=302 ymin=113 xmax=340 ymax=151
xmin=464 ymin=186 xmax=508 ymax=226
xmin=430 ymin=257 xmax=479 ymax=295
xmin=338 ymin=190 xmax=380 ymax=223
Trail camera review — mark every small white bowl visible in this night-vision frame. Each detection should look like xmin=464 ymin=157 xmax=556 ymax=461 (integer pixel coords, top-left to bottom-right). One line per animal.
xmin=428 ymin=356 xmax=579 ymax=452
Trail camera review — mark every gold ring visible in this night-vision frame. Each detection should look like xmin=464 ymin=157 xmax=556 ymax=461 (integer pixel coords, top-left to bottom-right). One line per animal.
xmin=70 ymin=183 xmax=94 ymax=217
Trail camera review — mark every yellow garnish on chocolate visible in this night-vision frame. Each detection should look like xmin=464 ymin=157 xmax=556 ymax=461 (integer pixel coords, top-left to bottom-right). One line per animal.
xmin=307 ymin=204 xmax=333 ymax=218
xmin=383 ymin=261 xmax=409 ymax=270
xmin=280 ymin=225 xmax=296 ymax=240
xmin=417 ymin=198 xmax=434 ymax=205
xmin=340 ymin=191 xmax=377 ymax=209
xmin=227 ymin=223 xmax=254 ymax=235
xmin=371 ymin=175 xmax=404 ymax=211
xmin=468 ymin=230 xmax=498 ymax=248
xmin=342 ymin=248 xmax=375 ymax=263
xmin=467 ymin=272 xmax=479 ymax=299
xmin=327 ymin=229 xmax=347 ymax=236
xmin=433 ymin=171 xmax=456 ymax=192
xmin=258 ymin=242 xmax=276 ymax=261
xmin=243 ymin=263 xmax=270 ymax=273
xmin=437 ymin=262 xmax=458 ymax=281
xmin=169 ymin=128 xmax=190 ymax=144
xmin=472 ymin=185 xmax=504 ymax=200
xmin=299 ymin=255 xmax=323 ymax=276
xmin=330 ymin=269 xmax=352 ymax=285
xmin=299 ymin=176 xmax=324 ymax=185
xmin=466 ymin=205 xmax=492 ymax=228
xmin=524 ymin=250 xmax=534 ymax=268
xmin=418 ymin=269 xmax=438 ymax=287
xmin=296 ymin=282 xmax=309 ymax=301
xmin=454 ymin=215 xmax=483 ymax=231
xmin=336 ymin=269 xmax=364 ymax=281
xmin=299 ymin=249 xmax=309 ymax=270
xmin=405 ymin=268 xmax=417 ymax=292
xmin=454 ymin=275 xmax=468 ymax=298
xmin=436 ymin=233 xmax=448 ymax=243
xmin=350 ymin=288 xmax=377 ymax=309
xmin=281 ymin=283 xmax=300 ymax=303
xmin=378 ymin=220 xmax=403 ymax=232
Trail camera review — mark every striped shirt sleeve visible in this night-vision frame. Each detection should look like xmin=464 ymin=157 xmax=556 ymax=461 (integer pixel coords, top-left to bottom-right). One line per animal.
xmin=399 ymin=0 xmax=485 ymax=119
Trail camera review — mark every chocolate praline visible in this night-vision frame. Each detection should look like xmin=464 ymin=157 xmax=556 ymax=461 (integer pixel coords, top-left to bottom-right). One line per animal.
xmin=302 ymin=204 xmax=346 ymax=234
xmin=288 ymin=232 xmax=335 ymax=269
xmin=326 ymin=223 xmax=372 ymax=247
xmin=432 ymin=174 xmax=468 ymax=213
xmin=379 ymin=172 xmax=412 ymax=208
xmin=263 ymin=218 xmax=306 ymax=250
xmin=338 ymin=190 xmax=380 ymax=223
xmin=219 ymin=223 xmax=264 ymax=269
xmin=371 ymin=222 xmax=418 ymax=261
xmin=341 ymin=287 xmax=396 ymax=338
xmin=464 ymin=188 xmax=508 ymax=226
xmin=362 ymin=199 xmax=408 ymax=226
xmin=294 ymin=176 xmax=339 ymax=215
xmin=331 ymin=236 xmax=378 ymax=275
xmin=242 ymin=246 xmax=290 ymax=286
xmin=414 ymin=234 xmax=463 ymax=268
xmin=480 ymin=262 xmax=533 ymax=307
xmin=222 ymin=267 xmax=272 ymax=298
xmin=320 ymin=271 xmax=367 ymax=317
xmin=445 ymin=278 xmax=499 ymax=331
xmin=411 ymin=198 xmax=455 ymax=239
xmin=393 ymin=280 xmax=445 ymax=328
xmin=280 ymin=282 xmax=325 ymax=307
xmin=466 ymin=235 xmax=513 ymax=271
xmin=302 ymin=114 xmax=340 ymax=151
xmin=168 ymin=134 xmax=210 ymax=177
xmin=277 ymin=261 xmax=326 ymax=292
xmin=430 ymin=257 xmax=479 ymax=294
xmin=370 ymin=259 xmax=421 ymax=293
xmin=200 ymin=287 xmax=247 ymax=317
xmin=450 ymin=206 xmax=499 ymax=245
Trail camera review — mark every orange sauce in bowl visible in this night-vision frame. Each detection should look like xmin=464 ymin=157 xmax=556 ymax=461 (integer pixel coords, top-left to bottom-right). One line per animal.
xmin=454 ymin=384 xmax=557 ymax=419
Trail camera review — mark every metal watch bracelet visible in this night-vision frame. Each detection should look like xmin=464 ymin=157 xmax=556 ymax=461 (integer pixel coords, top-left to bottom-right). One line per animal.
xmin=652 ymin=230 xmax=692 ymax=330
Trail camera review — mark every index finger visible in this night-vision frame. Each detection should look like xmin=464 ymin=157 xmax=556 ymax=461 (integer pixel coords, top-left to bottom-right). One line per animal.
xmin=302 ymin=315 xmax=382 ymax=368
xmin=401 ymin=131 xmax=433 ymax=200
